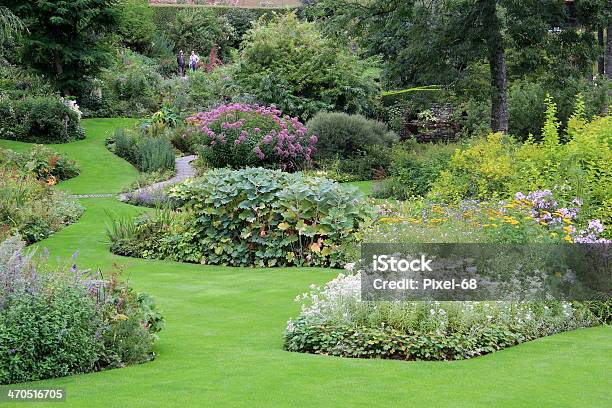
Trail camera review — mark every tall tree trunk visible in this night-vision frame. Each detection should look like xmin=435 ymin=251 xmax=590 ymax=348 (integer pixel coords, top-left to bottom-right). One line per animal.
xmin=483 ymin=0 xmax=509 ymax=133
xmin=598 ymin=29 xmax=605 ymax=76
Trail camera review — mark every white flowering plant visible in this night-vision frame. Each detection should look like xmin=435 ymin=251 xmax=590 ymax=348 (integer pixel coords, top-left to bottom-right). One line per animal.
xmin=284 ymin=271 xmax=597 ymax=361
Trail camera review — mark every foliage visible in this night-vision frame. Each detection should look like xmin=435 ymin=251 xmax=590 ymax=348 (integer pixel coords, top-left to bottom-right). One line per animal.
xmin=0 ymin=170 xmax=84 ymax=244
xmin=233 ymin=12 xmax=380 ymax=119
xmin=0 ymin=96 xmax=85 ymax=143
xmin=284 ymin=273 xmax=596 ymax=361
xmin=372 ymin=142 xmax=457 ymax=200
xmin=5 ymin=0 xmax=120 ymax=94
xmin=0 ymin=236 xmax=164 ymax=384
xmin=188 ymin=103 xmax=317 ymax=171
xmin=81 ymin=49 xmax=164 ymax=118
xmin=0 ymin=145 xmax=80 ymax=183
xmin=109 ymin=168 xmax=371 ymax=268
xmin=306 ymin=111 xmax=397 ymax=160
xmin=0 ymin=64 xmax=56 ymax=99
xmin=164 ymin=8 xmax=225 ymax=56
xmin=430 ymin=104 xmax=612 ymax=225
xmin=115 ymin=0 xmax=156 ymax=53
xmin=107 ymin=128 xmax=175 ymax=174
xmin=0 ymin=6 xmax=23 ymax=45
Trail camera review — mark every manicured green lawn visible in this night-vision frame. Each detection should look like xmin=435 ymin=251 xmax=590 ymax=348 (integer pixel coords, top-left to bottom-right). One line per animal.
xmin=345 ymin=180 xmax=375 ymax=196
xmin=0 ymin=119 xmax=139 ymax=194
xmin=2 ymin=119 xmax=611 ymax=407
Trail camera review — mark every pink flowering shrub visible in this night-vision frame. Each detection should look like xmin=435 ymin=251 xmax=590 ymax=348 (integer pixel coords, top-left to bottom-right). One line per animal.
xmin=187 ymin=103 xmax=317 ymax=171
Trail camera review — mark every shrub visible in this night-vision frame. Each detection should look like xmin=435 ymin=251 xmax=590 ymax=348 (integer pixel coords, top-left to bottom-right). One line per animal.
xmin=109 ymin=168 xmax=371 ymax=268
xmin=0 ymin=171 xmax=84 ymax=244
xmin=108 ymin=128 xmax=175 ymax=174
xmin=373 ymin=142 xmax=457 ymax=200
xmin=284 ymin=272 xmax=596 ymax=361
xmin=0 ymin=96 xmax=84 ymax=143
xmin=164 ymin=8 xmax=226 ymax=57
xmin=233 ymin=13 xmax=380 ymax=119
xmin=0 ymin=145 xmax=79 ymax=183
xmin=508 ymin=80 xmax=547 ymax=140
xmin=137 ymin=138 xmax=175 ymax=173
xmin=188 ymin=103 xmax=317 ymax=170
xmin=0 ymin=236 xmax=164 ymax=384
xmin=430 ymin=104 xmax=611 ymax=225
xmin=307 ymin=111 xmax=398 ymax=159
xmin=81 ymin=50 xmax=163 ymax=118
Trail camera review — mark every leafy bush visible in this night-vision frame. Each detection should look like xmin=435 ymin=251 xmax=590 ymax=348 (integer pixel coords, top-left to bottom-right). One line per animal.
xmin=108 ymin=128 xmax=175 ymax=174
xmin=284 ymin=273 xmax=597 ymax=361
xmin=233 ymin=13 xmax=380 ymax=119
xmin=109 ymin=168 xmax=371 ymax=268
xmin=164 ymin=7 xmax=226 ymax=57
xmin=0 ymin=171 xmax=84 ymax=244
xmin=307 ymin=111 xmax=398 ymax=160
xmin=81 ymin=50 xmax=164 ymax=118
xmin=430 ymin=101 xmax=611 ymax=224
xmin=372 ymin=142 xmax=457 ymax=200
xmin=0 ymin=236 xmax=164 ymax=384
xmin=0 ymin=145 xmax=79 ymax=183
xmin=0 ymin=96 xmax=84 ymax=143
xmin=188 ymin=103 xmax=317 ymax=171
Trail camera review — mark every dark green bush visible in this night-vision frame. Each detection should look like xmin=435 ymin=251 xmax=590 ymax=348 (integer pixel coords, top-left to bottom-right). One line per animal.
xmin=307 ymin=111 xmax=398 ymax=160
xmin=372 ymin=142 xmax=456 ymax=200
xmin=0 ymin=96 xmax=84 ymax=143
xmin=233 ymin=13 xmax=380 ymax=119
xmin=109 ymin=168 xmax=371 ymax=268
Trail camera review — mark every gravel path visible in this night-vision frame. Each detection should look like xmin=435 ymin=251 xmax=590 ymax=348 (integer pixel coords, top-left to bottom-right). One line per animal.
xmin=72 ymin=155 xmax=197 ymax=200
xmin=118 ymin=155 xmax=197 ymax=201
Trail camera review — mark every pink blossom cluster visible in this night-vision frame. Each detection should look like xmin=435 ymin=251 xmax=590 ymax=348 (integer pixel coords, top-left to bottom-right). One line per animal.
xmin=187 ymin=103 xmax=317 ymax=169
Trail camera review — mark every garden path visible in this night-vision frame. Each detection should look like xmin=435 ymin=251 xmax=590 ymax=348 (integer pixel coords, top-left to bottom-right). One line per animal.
xmin=115 ymin=154 xmax=197 ymax=201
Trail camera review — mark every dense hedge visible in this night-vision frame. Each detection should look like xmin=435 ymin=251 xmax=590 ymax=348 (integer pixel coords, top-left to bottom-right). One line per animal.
xmin=109 ymin=168 xmax=371 ymax=267
xmin=0 ymin=97 xmax=84 ymax=143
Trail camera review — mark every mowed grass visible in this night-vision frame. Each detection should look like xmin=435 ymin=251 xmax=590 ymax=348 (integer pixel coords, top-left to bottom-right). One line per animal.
xmin=2 ymin=119 xmax=611 ymax=407
xmin=0 ymin=118 xmax=139 ymax=194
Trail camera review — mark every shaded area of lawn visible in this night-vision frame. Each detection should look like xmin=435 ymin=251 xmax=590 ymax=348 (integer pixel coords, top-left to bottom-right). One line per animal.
xmin=0 ymin=118 xmax=139 ymax=195
xmin=2 ymin=120 xmax=611 ymax=407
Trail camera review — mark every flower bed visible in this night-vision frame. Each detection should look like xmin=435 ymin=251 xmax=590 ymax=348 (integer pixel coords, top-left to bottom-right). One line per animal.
xmin=188 ymin=103 xmax=317 ymax=171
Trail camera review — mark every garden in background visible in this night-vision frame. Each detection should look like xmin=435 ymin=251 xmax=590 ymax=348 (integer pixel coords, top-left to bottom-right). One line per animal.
xmin=0 ymin=1 xmax=611 ymax=407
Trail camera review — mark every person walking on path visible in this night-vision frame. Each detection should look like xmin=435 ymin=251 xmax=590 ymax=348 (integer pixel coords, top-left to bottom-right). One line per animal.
xmin=177 ymin=50 xmax=186 ymax=77
xmin=189 ymin=51 xmax=200 ymax=72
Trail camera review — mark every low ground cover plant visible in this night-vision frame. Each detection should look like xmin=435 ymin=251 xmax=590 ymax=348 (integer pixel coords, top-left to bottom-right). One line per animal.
xmin=284 ymin=273 xmax=598 ymax=361
xmin=0 ymin=145 xmax=80 ymax=183
xmin=188 ymin=103 xmax=317 ymax=171
xmin=0 ymin=96 xmax=84 ymax=143
xmin=0 ymin=170 xmax=83 ymax=244
xmin=0 ymin=236 xmax=164 ymax=384
xmin=108 ymin=168 xmax=371 ymax=267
